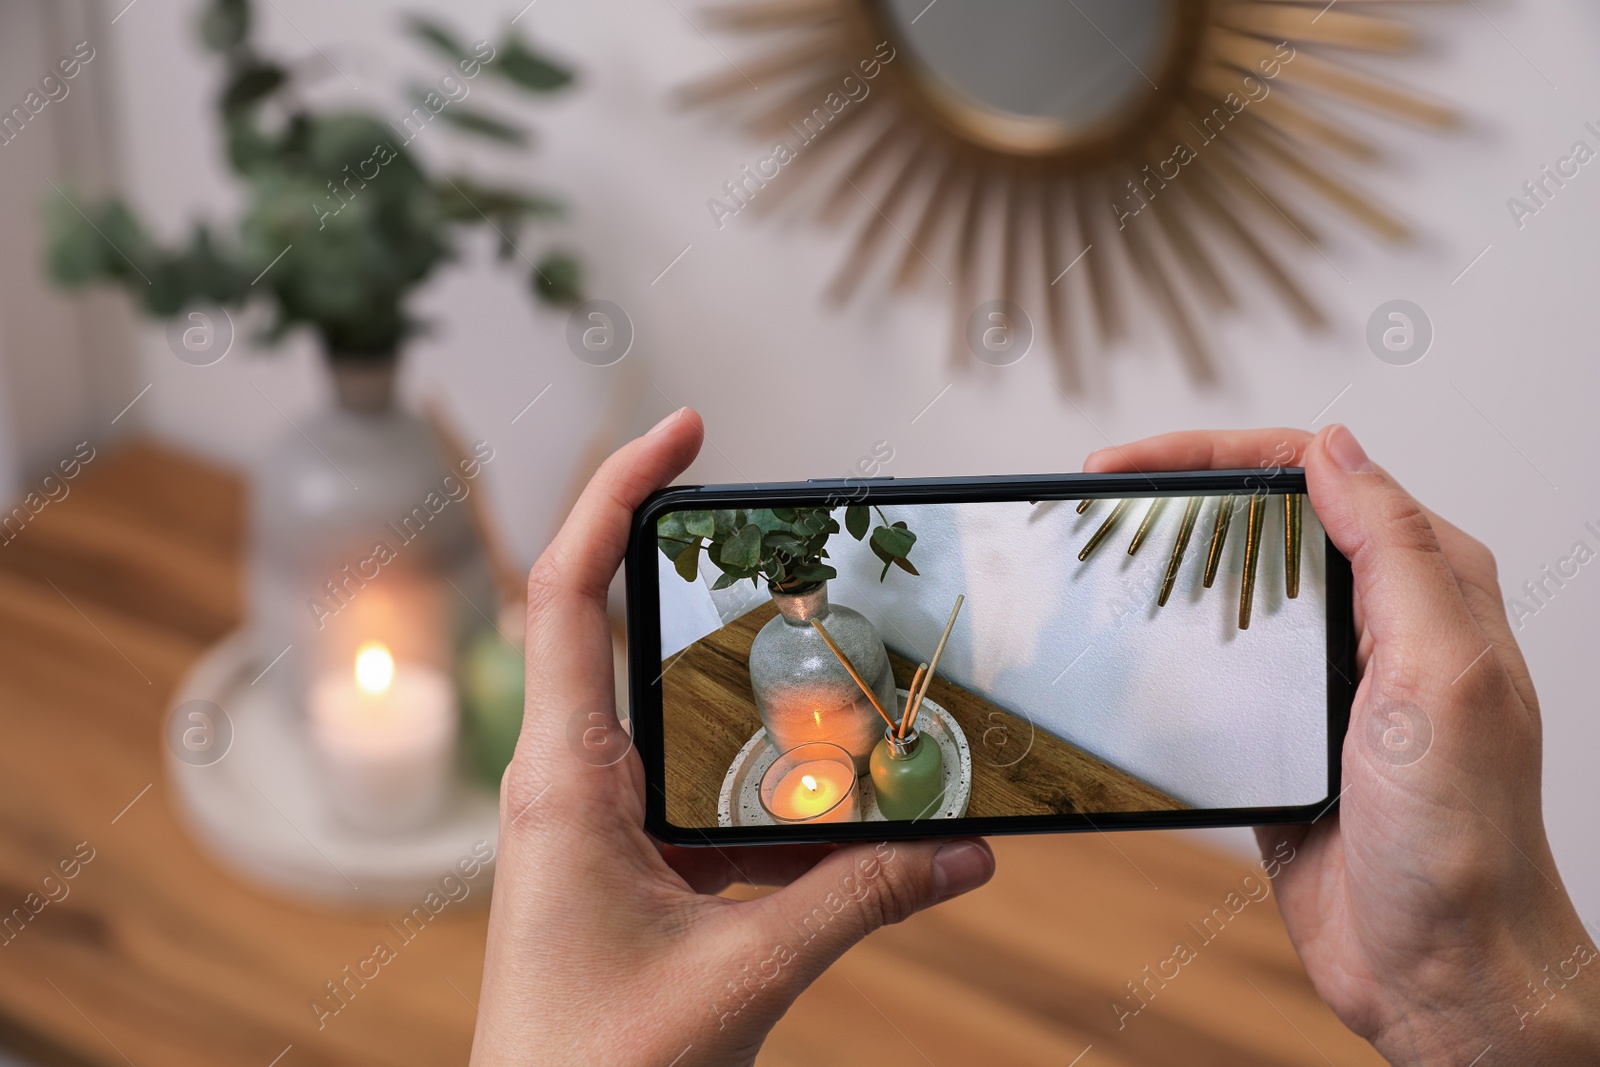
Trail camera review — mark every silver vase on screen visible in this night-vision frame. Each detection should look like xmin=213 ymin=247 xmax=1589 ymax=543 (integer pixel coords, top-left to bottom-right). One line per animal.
xmin=748 ymin=582 xmax=896 ymax=774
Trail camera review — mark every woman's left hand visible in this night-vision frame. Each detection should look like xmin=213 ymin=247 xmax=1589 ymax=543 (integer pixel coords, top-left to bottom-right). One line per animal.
xmin=470 ymin=407 xmax=995 ymax=1066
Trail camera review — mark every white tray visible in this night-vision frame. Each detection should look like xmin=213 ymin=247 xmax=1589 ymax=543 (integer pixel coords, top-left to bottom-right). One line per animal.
xmin=717 ymin=690 xmax=971 ymax=827
xmin=166 ymin=631 xmax=500 ymax=906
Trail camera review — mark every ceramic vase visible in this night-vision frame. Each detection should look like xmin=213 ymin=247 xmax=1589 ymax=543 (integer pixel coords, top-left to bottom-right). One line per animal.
xmin=870 ymin=726 xmax=945 ymax=820
xmin=748 ymin=582 xmax=895 ymax=774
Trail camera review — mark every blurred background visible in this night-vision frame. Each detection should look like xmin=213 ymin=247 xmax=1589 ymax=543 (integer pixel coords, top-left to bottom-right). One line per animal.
xmin=2 ymin=0 xmax=1598 ymax=1063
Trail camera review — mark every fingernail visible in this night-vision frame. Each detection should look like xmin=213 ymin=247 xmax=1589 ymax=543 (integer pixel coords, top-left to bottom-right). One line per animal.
xmin=648 ymin=408 xmax=683 ymax=435
xmin=932 ymin=841 xmax=993 ymax=903
xmin=1326 ymin=424 xmax=1373 ymax=474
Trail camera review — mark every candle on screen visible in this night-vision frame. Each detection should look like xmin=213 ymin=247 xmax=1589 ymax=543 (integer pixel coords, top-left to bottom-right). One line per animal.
xmin=308 ymin=641 xmax=457 ymax=832
xmin=760 ymin=742 xmax=860 ymax=824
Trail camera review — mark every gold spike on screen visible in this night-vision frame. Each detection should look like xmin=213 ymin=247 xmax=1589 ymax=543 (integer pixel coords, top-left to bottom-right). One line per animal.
xmin=1239 ymin=494 xmax=1267 ymax=630
xmin=1204 ymin=496 xmax=1235 ymax=588
xmin=1127 ymin=498 xmax=1168 ymax=556
xmin=1079 ymin=499 xmax=1131 ymax=562
xmin=1158 ymin=496 xmax=1204 ymax=607
xmin=1284 ymin=493 xmax=1302 ymax=599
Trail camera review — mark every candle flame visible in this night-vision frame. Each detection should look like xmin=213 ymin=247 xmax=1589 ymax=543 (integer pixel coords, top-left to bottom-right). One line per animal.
xmin=801 ymin=774 xmax=818 ymax=793
xmin=355 ymin=642 xmax=395 ymax=695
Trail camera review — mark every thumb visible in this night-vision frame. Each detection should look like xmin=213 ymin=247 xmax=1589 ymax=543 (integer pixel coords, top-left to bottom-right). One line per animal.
xmin=1305 ymin=424 xmax=1486 ymax=690
xmin=730 ymin=839 xmax=993 ymax=996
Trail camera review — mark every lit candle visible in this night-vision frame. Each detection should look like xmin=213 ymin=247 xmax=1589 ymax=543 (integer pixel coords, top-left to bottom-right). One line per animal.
xmin=760 ymin=742 xmax=860 ymax=824
xmin=308 ymin=642 xmax=458 ymax=832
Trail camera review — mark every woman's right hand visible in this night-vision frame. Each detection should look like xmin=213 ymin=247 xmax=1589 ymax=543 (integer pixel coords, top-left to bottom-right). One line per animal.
xmin=1085 ymin=424 xmax=1600 ymax=1064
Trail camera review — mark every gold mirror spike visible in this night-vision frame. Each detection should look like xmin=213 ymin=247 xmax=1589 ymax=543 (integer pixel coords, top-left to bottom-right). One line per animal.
xmin=1158 ymin=496 xmax=1204 ymax=607
xmin=1078 ymin=499 xmax=1131 ymax=561
xmin=1284 ymin=493 xmax=1302 ymax=599
xmin=1203 ymin=495 xmax=1235 ymax=588
xmin=1076 ymin=498 xmax=1092 ymax=514
xmin=1239 ymin=494 xmax=1266 ymax=629
xmin=1127 ymin=498 xmax=1168 ymax=555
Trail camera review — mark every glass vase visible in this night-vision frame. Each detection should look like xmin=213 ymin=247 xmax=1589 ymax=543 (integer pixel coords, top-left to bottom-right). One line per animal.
xmin=747 ymin=581 xmax=896 ymax=774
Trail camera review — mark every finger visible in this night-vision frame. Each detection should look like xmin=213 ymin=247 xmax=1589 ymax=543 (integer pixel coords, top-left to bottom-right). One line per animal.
xmin=659 ymin=843 xmax=840 ymax=895
xmin=535 ymin=407 xmax=706 ymax=604
xmin=1418 ymin=505 xmax=1538 ymax=714
xmin=1084 ymin=428 xmax=1313 ymax=474
xmin=719 ymin=839 xmax=994 ymax=1007
xmin=506 ymin=409 xmax=704 ymax=833
xmin=1304 ymin=425 xmax=1502 ymax=700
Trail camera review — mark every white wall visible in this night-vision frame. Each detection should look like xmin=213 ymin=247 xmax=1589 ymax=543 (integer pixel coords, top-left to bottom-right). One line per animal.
xmin=103 ymin=0 xmax=1600 ymax=910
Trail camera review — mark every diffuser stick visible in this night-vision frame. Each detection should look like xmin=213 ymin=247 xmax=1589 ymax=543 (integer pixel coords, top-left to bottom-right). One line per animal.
xmin=902 ymin=594 xmax=965 ymax=737
xmin=899 ymin=663 xmax=928 ymax=737
xmin=810 ymin=618 xmax=898 ymax=731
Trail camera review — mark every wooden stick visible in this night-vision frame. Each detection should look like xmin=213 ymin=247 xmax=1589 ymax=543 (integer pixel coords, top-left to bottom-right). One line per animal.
xmin=810 ymin=618 xmax=898 ymax=731
xmin=902 ymin=594 xmax=965 ymax=737
xmin=899 ymin=663 xmax=927 ymax=737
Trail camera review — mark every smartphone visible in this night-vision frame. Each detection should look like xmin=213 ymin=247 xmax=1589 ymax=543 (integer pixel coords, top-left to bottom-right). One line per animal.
xmin=626 ymin=470 xmax=1354 ymax=846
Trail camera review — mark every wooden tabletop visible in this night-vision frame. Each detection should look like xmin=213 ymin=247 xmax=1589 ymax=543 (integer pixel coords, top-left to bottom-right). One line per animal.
xmin=0 ymin=441 xmax=1383 ymax=1066
xmin=662 ymin=600 xmax=1184 ymax=827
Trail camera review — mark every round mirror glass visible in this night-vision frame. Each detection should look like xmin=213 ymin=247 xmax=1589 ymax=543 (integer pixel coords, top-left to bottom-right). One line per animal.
xmin=873 ymin=0 xmax=1183 ymax=156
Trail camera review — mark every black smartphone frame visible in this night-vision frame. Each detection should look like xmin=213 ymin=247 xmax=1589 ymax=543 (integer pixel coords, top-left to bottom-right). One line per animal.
xmin=626 ymin=469 xmax=1355 ymax=847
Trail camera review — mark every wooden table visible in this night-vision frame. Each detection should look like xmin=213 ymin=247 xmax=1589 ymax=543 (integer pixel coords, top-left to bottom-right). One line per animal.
xmin=0 ymin=441 xmax=1383 ymax=1066
xmin=662 ymin=601 xmax=1184 ymax=827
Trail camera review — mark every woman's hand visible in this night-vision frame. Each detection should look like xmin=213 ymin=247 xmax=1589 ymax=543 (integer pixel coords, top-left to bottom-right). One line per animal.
xmin=1086 ymin=425 xmax=1600 ymax=1064
xmin=470 ymin=408 xmax=995 ymax=1066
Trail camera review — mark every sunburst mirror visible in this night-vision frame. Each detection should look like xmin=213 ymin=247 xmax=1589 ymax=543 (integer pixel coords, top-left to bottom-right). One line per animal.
xmin=682 ymin=0 xmax=1456 ymax=387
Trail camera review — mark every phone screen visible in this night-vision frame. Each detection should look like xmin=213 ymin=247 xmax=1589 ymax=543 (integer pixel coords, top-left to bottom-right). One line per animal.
xmin=648 ymin=489 xmax=1335 ymax=834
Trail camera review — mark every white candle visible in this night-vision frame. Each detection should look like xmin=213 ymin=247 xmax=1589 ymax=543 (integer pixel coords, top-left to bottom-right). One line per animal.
xmin=759 ymin=743 xmax=861 ymax=824
xmin=308 ymin=642 xmax=457 ymax=832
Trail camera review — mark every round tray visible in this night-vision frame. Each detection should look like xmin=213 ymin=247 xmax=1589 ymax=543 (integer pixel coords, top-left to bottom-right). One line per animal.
xmin=718 ymin=690 xmax=971 ymax=827
xmin=166 ymin=631 xmax=500 ymax=906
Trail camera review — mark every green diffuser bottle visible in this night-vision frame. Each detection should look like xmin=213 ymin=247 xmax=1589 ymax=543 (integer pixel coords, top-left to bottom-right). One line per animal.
xmin=870 ymin=725 xmax=945 ymax=821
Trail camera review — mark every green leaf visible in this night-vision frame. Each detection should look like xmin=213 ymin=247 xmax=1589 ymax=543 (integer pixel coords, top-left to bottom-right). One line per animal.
xmin=426 ymin=99 xmax=529 ymax=146
xmin=747 ymin=510 xmax=795 ymax=536
xmin=711 ymin=572 xmax=737 ymax=590
xmin=762 ymin=531 xmax=807 ymax=561
xmin=534 ymin=250 xmax=582 ymax=305
xmin=871 ymin=523 xmax=916 ymax=559
xmin=712 ymin=509 xmax=740 ymax=539
xmin=770 ymin=507 xmax=798 ymax=522
xmin=199 ymin=0 xmax=250 ymax=52
xmin=673 ymin=537 xmax=702 ymax=582
xmin=845 ymin=504 xmax=868 ymax=540
xmin=222 ymin=63 xmax=286 ymax=114
xmin=892 ymin=556 xmax=919 ymax=577
xmin=793 ymin=560 xmax=837 ymax=584
xmin=722 ymin=523 xmax=762 ymax=570
xmin=405 ymin=15 xmax=470 ymax=61
xmin=681 ymin=510 xmax=714 ymax=539
xmin=657 ymin=511 xmax=688 ymax=540
xmin=494 ymin=33 xmax=575 ymax=93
